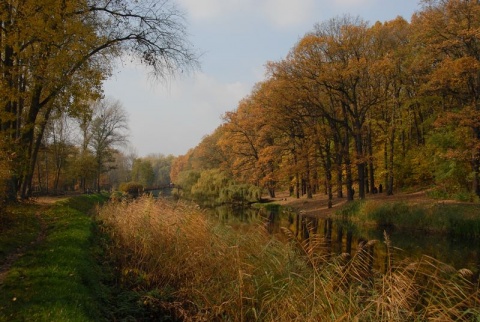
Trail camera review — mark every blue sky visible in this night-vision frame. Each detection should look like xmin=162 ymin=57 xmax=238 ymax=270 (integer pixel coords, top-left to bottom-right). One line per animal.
xmin=103 ymin=0 xmax=421 ymax=157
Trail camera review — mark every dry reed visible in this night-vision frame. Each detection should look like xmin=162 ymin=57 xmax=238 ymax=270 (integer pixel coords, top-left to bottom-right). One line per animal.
xmin=97 ymin=196 xmax=480 ymax=321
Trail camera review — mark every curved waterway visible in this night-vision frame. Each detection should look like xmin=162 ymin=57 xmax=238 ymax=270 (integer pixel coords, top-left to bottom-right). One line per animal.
xmin=210 ymin=205 xmax=480 ymax=276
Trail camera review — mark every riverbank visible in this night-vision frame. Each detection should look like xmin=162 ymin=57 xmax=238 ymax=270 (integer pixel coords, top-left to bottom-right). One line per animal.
xmin=96 ymin=196 xmax=480 ymax=321
xmin=267 ymin=189 xmax=458 ymax=218
xmin=2 ymin=193 xmax=479 ymax=321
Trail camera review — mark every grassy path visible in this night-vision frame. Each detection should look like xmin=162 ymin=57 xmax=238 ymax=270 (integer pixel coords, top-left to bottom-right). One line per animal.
xmin=0 ymin=195 xmax=109 ymax=321
xmin=0 ymin=210 xmax=46 ymax=285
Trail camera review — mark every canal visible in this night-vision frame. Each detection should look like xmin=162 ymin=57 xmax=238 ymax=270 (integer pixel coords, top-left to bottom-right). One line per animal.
xmin=210 ymin=204 xmax=480 ymax=276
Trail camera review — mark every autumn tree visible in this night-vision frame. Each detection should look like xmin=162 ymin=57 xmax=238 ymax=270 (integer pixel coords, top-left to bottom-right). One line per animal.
xmin=170 ymin=152 xmax=192 ymax=185
xmin=131 ymin=159 xmax=155 ymax=188
xmin=47 ymin=112 xmax=77 ymax=193
xmin=268 ymin=41 xmax=346 ymax=203
xmin=191 ymin=126 xmax=229 ymax=172
xmin=367 ymin=17 xmax=415 ymax=195
xmin=145 ymin=154 xmax=176 ymax=187
xmin=0 ymin=0 xmax=198 ymax=199
xmin=176 ymin=1 xmax=479 ymax=203
xmin=89 ymin=98 xmax=129 ymax=192
xmin=413 ymin=0 xmax=480 ymax=196
xmin=222 ymin=96 xmax=264 ymax=188
xmin=104 ymin=150 xmax=135 ymax=190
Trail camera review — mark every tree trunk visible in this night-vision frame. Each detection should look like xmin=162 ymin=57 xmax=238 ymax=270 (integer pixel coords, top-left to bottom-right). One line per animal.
xmin=364 ymin=166 xmax=370 ymax=194
xmin=97 ymin=161 xmax=102 ymax=193
xmin=384 ymin=140 xmax=388 ymax=193
xmin=354 ymin=124 xmax=366 ymax=200
xmin=335 ymin=153 xmax=343 ymax=198
xmin=367 ymin=122 xmax=375 ymax=193
xmin=387 ymin=126 xmax=395 ymax=195
xmin=306 ymin=155 xmax=313 ymax=199
xmin=294 ymin=150 xmax=300 ymax=199
xmin=19 ymin=86 xmax=44 ymax=198
xmin=473 ymin=127 xmax=480 ymax=197
xmin=318 ymin=140 xmax=333 ymax=208
xmin=333 ymin=126 xmax=344 ymax=198
xmin=344 ymin=130 xmax=354 ymax=201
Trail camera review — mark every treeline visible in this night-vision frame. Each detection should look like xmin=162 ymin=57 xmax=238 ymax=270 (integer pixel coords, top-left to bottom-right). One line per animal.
xmin=33 ymin=108 xmax=176 ymax=195
xmin=0 ymin=0 xmax=197 ymax=200
xmin=22 ymin=95 xmax=175 ymax=195
xmin=171 ymin=0 xmax=480 ymax=205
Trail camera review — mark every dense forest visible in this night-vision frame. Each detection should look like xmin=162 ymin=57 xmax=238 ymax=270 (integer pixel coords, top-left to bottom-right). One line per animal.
xmin=172 ymin=0 xmax=480 ymax=205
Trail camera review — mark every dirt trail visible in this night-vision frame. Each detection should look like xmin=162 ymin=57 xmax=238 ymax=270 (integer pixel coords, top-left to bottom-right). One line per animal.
xmin=267 ymin=190 xmax=450 ymax=218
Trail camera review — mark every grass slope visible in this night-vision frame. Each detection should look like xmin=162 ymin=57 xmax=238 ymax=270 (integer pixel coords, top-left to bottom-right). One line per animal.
xmin=0 ymin=194 xmax=109 ymax=322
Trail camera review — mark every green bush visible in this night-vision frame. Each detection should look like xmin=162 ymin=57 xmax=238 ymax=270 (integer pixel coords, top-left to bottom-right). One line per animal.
xmin=175 ymin=170 xmax=201 ymax=199
xmin=426 ymin=188 xmax=450 ymax=200
xmin=454 ymin=191 xmax=479 ymax=202
xmin=427 ymin=187 xmax=480 ymax=202
xmin=433 ymin=203 xmax=480 ymax=239
xmin=335 ymin=200 xmax=363 ymax=219
xmin=188 ymin=169 xmax=261 ymax=206
xmin=222 ymin=183 xmax=262 ymax=204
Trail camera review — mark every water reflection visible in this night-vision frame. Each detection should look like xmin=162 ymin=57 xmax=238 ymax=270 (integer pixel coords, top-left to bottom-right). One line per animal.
xmin=209 ymin=205 xmax=480 ymax=275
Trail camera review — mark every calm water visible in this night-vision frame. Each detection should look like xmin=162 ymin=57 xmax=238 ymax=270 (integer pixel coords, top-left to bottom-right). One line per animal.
xmin=210 ymin=205 xmax=480 ymax=275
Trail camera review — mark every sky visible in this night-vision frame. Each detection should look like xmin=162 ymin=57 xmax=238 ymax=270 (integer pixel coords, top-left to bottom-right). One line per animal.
xmin=103 ymin=0 xmax=421 ymax=157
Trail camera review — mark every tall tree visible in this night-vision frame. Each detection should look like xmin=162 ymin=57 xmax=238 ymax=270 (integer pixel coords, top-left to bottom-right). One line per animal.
xmin=89 ymin=98 xmax=129 ymax=192
xmin=312 ymin=16 xmax=386 ymax=199
xmin=413 ymin=0 xmax=480 ymax=196
xmin=145 ymin=153 xmax=175 ymax=187
xmin=46 ymin=112 xmax=75 ymax=193
xmin=131 ymin=159 xmax=155 ymax=188
xmin=369 ymin=17 xmax=413 ymax=195
xmin=0 ymin=0 xmax=198 ymax=198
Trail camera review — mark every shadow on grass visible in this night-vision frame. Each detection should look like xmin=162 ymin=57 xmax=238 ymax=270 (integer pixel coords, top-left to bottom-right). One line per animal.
xmin=0 ymin=194 xmax=109 ymax=322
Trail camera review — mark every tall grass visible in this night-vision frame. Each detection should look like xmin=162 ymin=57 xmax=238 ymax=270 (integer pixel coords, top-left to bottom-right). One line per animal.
xmin=97 ymin=196 xmax=480 ymax=321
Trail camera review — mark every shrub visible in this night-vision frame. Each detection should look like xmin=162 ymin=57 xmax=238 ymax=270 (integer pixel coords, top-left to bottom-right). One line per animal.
xmin=188 ymin=169 xmax=262 ymax=206
xmin=118 ymin=181 xmax=143 ymax=198
xmin=175 ymin=170 xmax=201 ymax=199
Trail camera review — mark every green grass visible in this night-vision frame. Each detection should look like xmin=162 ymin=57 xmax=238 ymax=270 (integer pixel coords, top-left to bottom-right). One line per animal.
xmin=0 ymin=194 xmax=109 ymax=321
xmin=0 ymin=203 xmax=41 ymax=263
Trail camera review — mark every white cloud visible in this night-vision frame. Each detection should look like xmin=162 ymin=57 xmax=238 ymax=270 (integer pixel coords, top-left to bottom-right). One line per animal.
xmin=262 ymin=0 xmax=315 ymax=28
xmin=177 ymin=0 xmax=248 ymax=20
xmin=332 ymin=0 xmax=375 ymax=8
xmin=104 ymin=67 xmax=250 ymax=156
xmin=160 ymin=72 xmax=249 ymax=112
xmin=178 ymin=0 xmax=315 ymax=28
